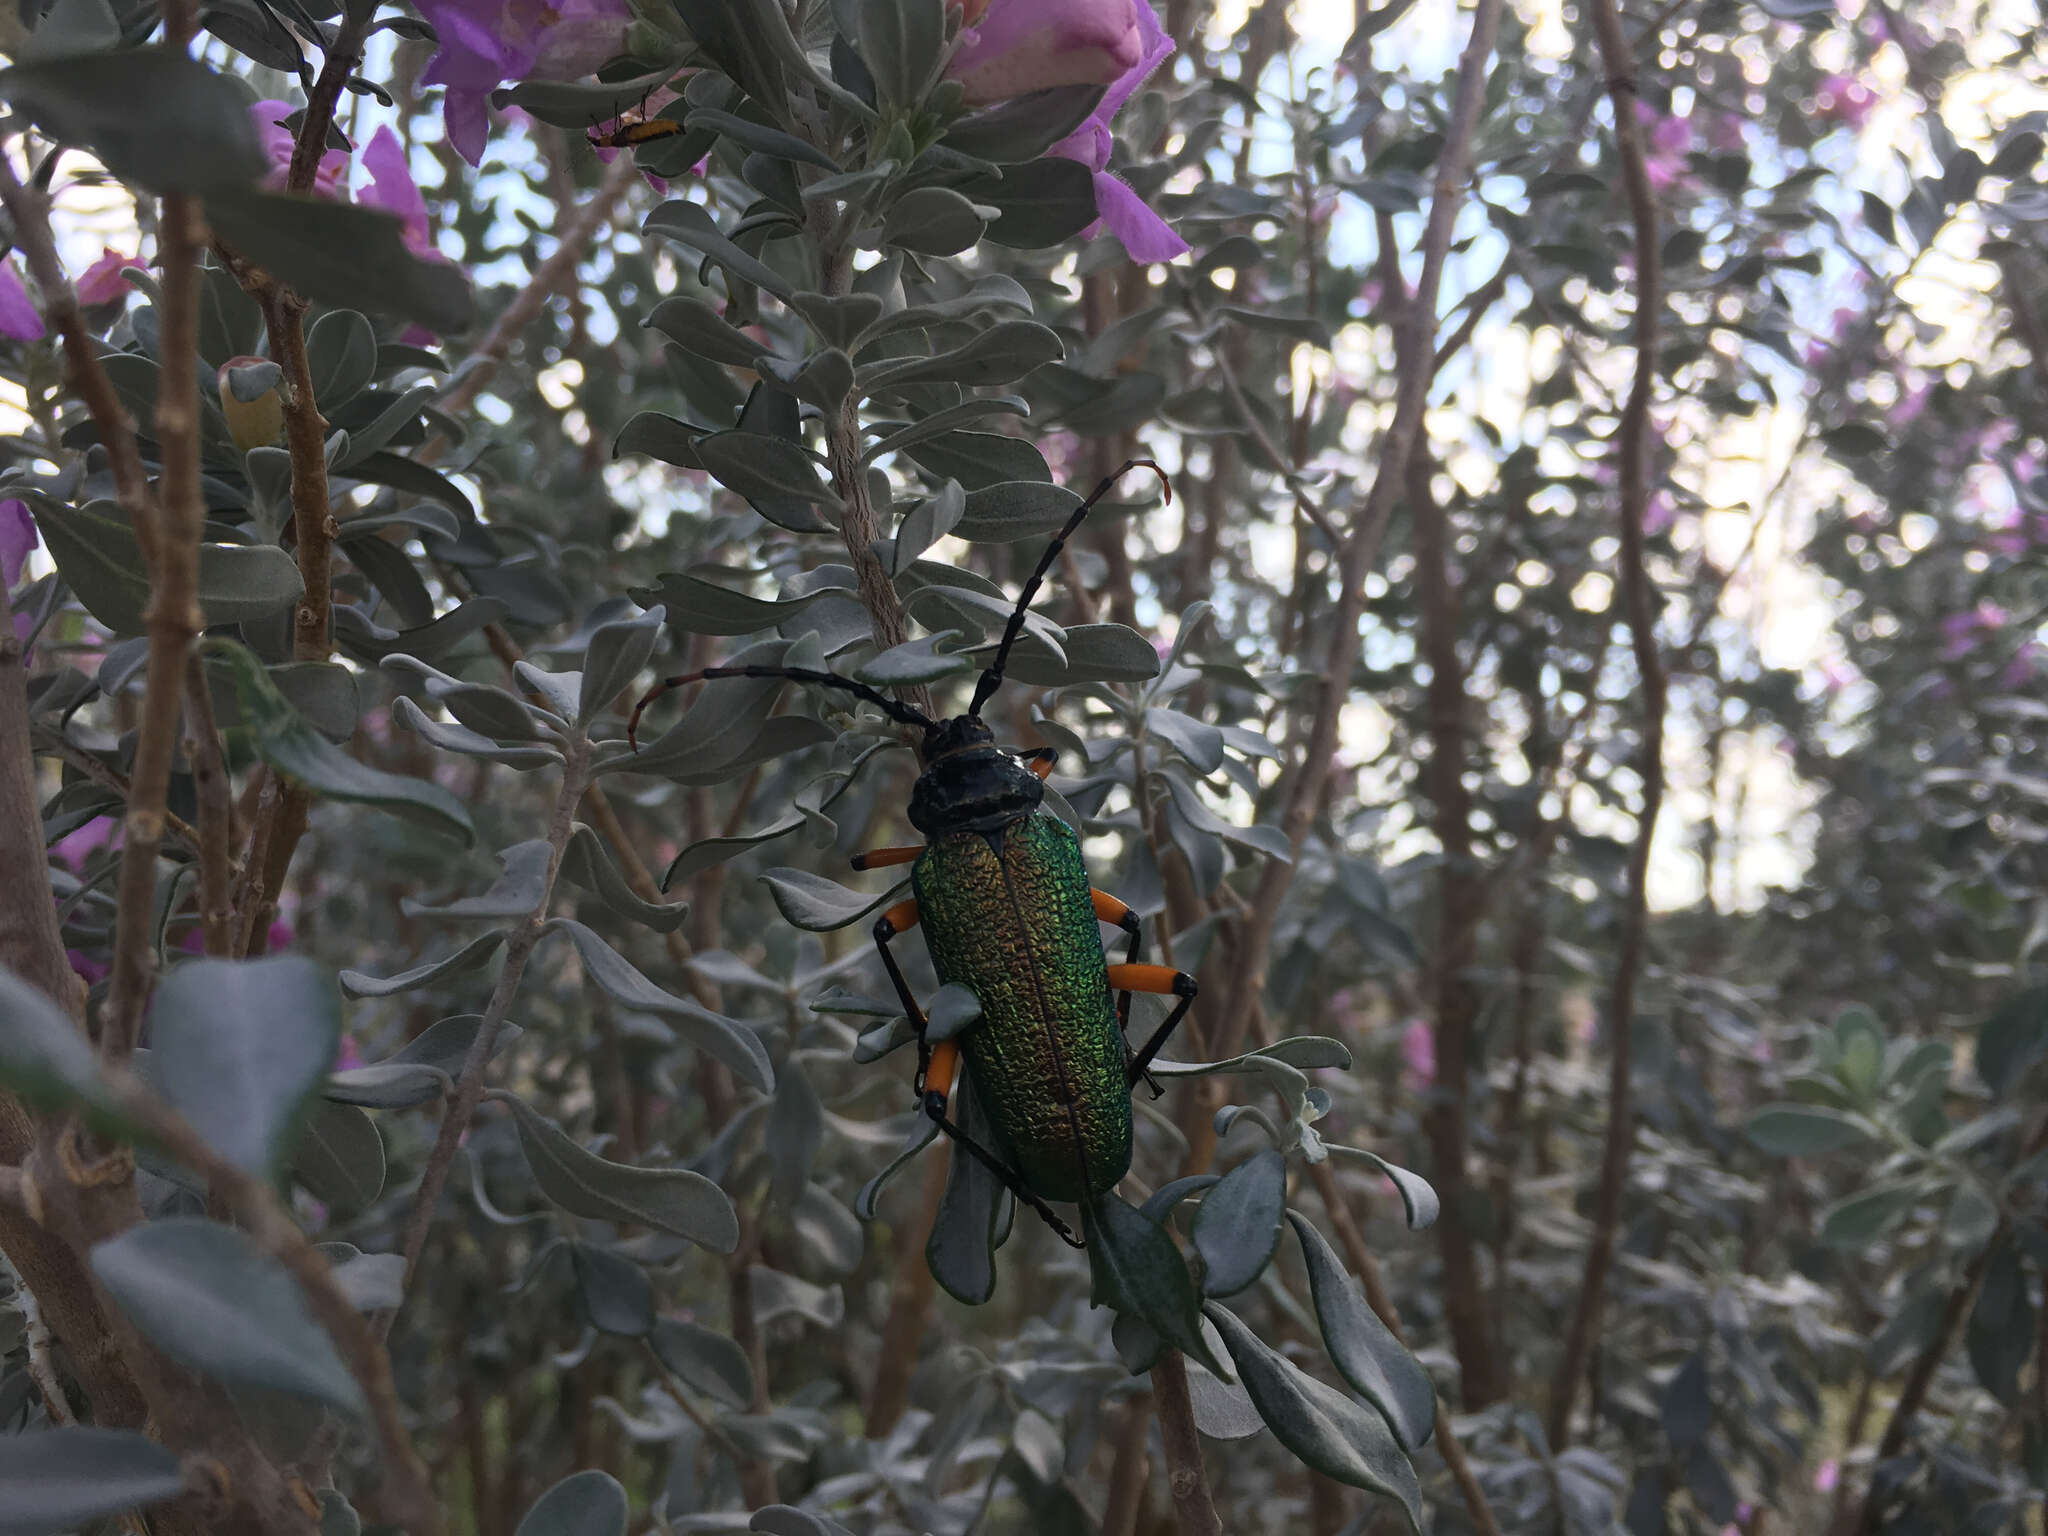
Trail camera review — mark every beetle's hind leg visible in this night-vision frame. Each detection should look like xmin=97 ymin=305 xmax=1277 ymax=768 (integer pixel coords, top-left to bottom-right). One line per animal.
xmin=1106 ymin=963 xmax=1199 ymax=1088
xmin=921 ymin=1041 xmax=1083 ymax=1249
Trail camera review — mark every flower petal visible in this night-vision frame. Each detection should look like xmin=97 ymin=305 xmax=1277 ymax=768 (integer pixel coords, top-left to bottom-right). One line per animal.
xmin=1090 ymin=169 xmax=1187 ymax=262
xmin=0 ymin=498 xmax=36 ymax=587
xmin=360 ymin=125 xmax=435 ymax=256
xmin=949 ymin=0 xmax=1144 ymax=105
xmin=0 ymin=264 xmax=44 ymax=342
xmin=75 ymin=246 xmax=137 ymax=307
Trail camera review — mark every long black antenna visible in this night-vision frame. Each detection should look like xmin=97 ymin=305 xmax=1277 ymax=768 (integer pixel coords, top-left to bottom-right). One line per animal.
xmin=968 ymin=458 xmax=1169 ymax=718
xmin=628 ymin=665 xmax=938 ymax=752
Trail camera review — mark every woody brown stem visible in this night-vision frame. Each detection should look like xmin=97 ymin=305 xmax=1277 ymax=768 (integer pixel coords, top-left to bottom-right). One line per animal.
xmin=1544 ymin=0 xmax=1670 ymax=1449
xmin=1150 ymin=1350 xmax=1221 ymax=1536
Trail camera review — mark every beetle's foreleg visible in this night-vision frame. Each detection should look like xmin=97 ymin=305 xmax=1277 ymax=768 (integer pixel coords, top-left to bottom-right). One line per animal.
xmin=851 ymin=844 xmax=923 ymax=871
xmin=1106 ymin=963 xmax=1199 ymax=1092
xmin=919 ymin=1042 xmax=1083 ymax=1249
xmin=871 ymin=899 xmax=931 ymax=1087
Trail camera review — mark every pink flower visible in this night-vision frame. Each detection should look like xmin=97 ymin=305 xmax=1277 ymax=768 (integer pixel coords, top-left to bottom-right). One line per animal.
xmin=949 ymin=0 xmax=1145 ymax=104
xmin=249 ymin=100 xmax=347 ymax=195
xmin=1707 ymin=113 xmax=1747 ymax=153
xmin=1815 ymin=73 xmax=1877 ymax=132
xmin=0 ymin=263 xmax=43 ymax=342
xmin=1890 ymin=379 xmax=1931 ymax=427
xmin=1399 ymin=1017 xmax=1435 ymax=1087
xmin=74 ymin=247 xmax=138 ymax=307
xmin=1941 ymin=600 xmax=2009 ymax=659
xmin=334 ymin=1035 xmax=365 ymax=1072
xmin=53 ymin=815 xmax=116 ymax=871
xmin=267 ymin=916 xmax=295 ymax=952
xmin=2001 ymin=640 xmax=2044 ymax=689
xmin=1813 ymin=1460 xmax=1839 ymax=1493
xmin=1 ymin=499 xmax=34 ymax=588
xmin=359 ymin=126 xmax=439 ymax=262
xmin=1637 ymin=104 xmax=1691 ymax=193
xmin=1019 ymin=0 xmax=1187 ymax=262
xmin=418 ymin=0 xmax=635 ymax=165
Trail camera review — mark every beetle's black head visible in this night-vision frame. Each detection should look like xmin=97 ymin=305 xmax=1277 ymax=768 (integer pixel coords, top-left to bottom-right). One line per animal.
xmin=909 ymin=715 xmax=1044 ymax=836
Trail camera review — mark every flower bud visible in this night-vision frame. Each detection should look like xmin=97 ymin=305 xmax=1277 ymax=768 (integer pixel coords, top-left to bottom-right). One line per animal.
xmin=946 ymin=0 xmax=1144 ymax=106
xmin=217 ymin=356 xmax=286 ymax=454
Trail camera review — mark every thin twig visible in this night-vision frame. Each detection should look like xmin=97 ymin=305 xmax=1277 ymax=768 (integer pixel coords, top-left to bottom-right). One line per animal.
xmin=384 ymin=736 xmax=593 ymax=1318
xmin=641 ymin=1338 xmax=751 ymax=1466
xmin=28 ymin=729 xmax=206 ymax=855
xmin=181 ymin=657 xmax=234 ymax=955
xmin=100 ymin=184 xmax=206 ymax=1061
xmin=286 ymin=6 xmax=370 ymax=198
xmin=1208 ymin=0 xmax=1507 ymax=1069
xmin=102 ymin=1070 xmax=438 ymax=1533
xmin=1211 ymin=345 xmax=1339 ymax=546
xmin=1543 ymin=0 xmax=1670 ymax=1450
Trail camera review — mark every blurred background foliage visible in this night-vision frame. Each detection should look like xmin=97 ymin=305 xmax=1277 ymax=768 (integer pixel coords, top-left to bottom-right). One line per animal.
xmin=4 ymin=0 xmax=2048 ymax=1533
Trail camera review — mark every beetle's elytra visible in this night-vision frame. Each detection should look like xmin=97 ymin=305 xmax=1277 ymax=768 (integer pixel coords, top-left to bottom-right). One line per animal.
xmin=630 ymin=460 xmax=1198 ymax=1248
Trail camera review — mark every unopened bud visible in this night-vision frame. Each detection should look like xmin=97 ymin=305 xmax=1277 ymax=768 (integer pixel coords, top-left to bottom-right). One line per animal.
xmin=217 ymin=355 xmax=285 ymax=454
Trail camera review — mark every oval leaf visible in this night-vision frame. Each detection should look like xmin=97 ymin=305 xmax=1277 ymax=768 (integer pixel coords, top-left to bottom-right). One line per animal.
xmin=514 ymin=1470 xmax=628 ymax=1536
xmin=498 ymin=1090 xmax=739 ymax=1252
xmin=0 ymin=1426 xmax=186 ymax=1529
xmin=1286 ymin=1212 xmax=1436 ymax=1452
xmin=90 ymin=1218 xmax=366 ymax=1415
xmin=1191 ymin=1149 xmax=1287 ymax=1298
xmin=149 ymin=956 xmax=339 ymax=1177
xmin=1207 ymin=1303 xmax=1423 ymax=1528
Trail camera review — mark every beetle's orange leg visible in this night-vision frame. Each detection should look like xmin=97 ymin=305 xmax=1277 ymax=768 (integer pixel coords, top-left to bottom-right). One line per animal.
xmin=851 ymin=844 xmax=923 ymax=871
xmin=1024 ymin=747 xmax=1057 ymax=780
xmin=1091 ymin=890 xmax=1145 ymax=1034
xmin=1106 ymin=963 xmax=1199 ymax=1090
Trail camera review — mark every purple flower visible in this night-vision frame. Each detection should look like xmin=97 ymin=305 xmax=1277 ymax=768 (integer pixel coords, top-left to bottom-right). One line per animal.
xmin=1890 ymin=378 xmax=1931 ymax=426
xmin=1941 ymin=600 xmax=2009 ymax=659
xmin=359 ymin=126 xmax=438 ymax=262
xmin=0 ymin=263 xmax=44 ymax=342
xmin=418 ymin=0 xmax=635 ymax=165
xmin=53 ymin=815 xmax=116 ymax=871
xmin=1637 ymin=104 xmax=1692 ymax=193
xmin=74 ymin=247 xmax=138 ymax=307
xmin=948 ymin=0 xmax=1144 ymax=104
xmin=249 ymin=99 xmax=348 ymax=195
xmin=1399 ymin=1017 xmax=1435 ymax=1087
xmin=2002 ymin=640 xmax=2044 ymax=689
xmin=1036 ymin=1 xmax=1186 ymax=262
xmin=1644 ymin=490 xmax=1677 ymax=536
xmin=1 ymin=499 xmax=34 ymax=589
xmin=1815 ymin=73 xmax=1876 ymax=132
xmin=67 ymin=948 xmax=109 ymax=985
xmin=1813 ymin=1461 xmax=1839 ymax=1494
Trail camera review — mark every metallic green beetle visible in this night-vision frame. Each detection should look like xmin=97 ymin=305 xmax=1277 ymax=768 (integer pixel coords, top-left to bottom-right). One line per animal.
xmin=630 ymin=461 xmax=1198 ymax=1246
